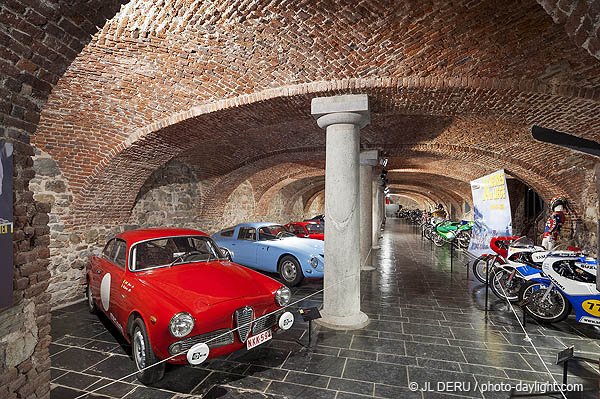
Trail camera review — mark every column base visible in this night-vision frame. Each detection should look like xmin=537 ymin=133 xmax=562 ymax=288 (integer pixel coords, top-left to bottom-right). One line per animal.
xmin=315 ymin=310 xmax=369 ymax=330
xmin=361 ymin=265 xmax=376 ymax=271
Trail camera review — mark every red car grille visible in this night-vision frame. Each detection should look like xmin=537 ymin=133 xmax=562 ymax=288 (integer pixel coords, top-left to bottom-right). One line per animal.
xmin=251 ymin=311 xmax=279 ymax=336
xmin=234 ymin=306 xmax=253 ymax=343
xmin=168 ymin=328 xmax=234 ymax=355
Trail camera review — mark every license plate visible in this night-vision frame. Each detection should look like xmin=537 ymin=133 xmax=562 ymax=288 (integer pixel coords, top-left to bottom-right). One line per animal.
xmin=246 ymin=329 xmax=272 ymax=350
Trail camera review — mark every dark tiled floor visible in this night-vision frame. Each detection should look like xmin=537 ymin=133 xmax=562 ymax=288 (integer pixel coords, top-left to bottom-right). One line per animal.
xmin=50 ymin=220 xmax=600 ymax=398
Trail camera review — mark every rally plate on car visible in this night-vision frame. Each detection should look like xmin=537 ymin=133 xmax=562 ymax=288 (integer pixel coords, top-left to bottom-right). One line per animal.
xmin=246 ymin=329 xmax=272 ymax=350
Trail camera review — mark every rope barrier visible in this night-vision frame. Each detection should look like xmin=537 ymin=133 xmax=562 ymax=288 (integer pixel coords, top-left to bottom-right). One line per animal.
xmin=419 ymin=223 xmax=569 ymax=398
xmin=73 ymin=269 xmax=362 ymax=399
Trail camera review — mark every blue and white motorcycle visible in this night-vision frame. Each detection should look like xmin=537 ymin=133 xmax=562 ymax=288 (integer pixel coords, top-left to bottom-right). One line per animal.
xmin=489 ymin=236 xmax=548 ymax=302
xmin=518 ymin=245 xmax=600 ymax=325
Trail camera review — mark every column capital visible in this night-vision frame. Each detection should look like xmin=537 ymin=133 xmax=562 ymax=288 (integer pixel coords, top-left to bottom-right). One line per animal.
xmin=360 ymin=150 xmax=379 ymax=166
xmin=311 ymin=94 xmax=370 ymax=129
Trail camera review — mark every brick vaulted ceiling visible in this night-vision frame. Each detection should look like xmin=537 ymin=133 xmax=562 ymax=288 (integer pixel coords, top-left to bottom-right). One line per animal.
xmin=29 ymin=0 xmax=600 ymax=228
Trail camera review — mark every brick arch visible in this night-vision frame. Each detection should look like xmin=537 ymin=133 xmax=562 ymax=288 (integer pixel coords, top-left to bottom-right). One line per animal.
xmin=387 ymin=172 xmax=473 ymax=206
xmin=390 ymin=193 xmax=433 ymax=209
xmin=383 ymin=143 xmax=589 ymax=215
xmin=389 ymin=184 xmax=463 ymax=215
xmin=390 ymin=187 xmax=450 ymax=209
xmin=285 ymin=178 xmax=326 ymax=214
xmin=304 ymin=189 xmax=326 ymax=216
xmin=253 ymin=170 xmax=325 ymax=218
xmin=197 ymin=151 xmax=326 ymax=225
xmin=45 ymin=77 xmax=598 ymax=230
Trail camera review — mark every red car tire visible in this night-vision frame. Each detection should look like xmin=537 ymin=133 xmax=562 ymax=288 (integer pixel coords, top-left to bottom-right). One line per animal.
xmin=132 ymin=318 xmax=165 ymax=384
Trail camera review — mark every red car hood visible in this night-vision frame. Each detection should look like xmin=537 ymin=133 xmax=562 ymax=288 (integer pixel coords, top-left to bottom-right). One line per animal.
xmin=135 ymin=261 xmax=273 ymax=309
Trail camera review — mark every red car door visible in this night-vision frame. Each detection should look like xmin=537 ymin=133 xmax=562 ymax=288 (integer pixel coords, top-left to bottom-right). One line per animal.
xmin=90 ymin=239 xmax=115 ymax=310
xmin=94 ymin=238 xmax=127 ymax=333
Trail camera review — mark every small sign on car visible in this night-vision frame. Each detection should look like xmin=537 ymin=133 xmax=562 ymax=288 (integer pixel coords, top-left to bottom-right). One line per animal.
xmin=187 ymin=343 xmax=210 ymax=365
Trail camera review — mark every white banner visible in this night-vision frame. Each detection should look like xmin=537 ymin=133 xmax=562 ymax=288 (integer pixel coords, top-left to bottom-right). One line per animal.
xmin=468 ymin=169 xmax=512 ymax=257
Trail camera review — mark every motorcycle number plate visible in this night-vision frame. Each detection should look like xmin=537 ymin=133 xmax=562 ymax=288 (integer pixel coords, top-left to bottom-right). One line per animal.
xmin=532 ymin=252 xmax=547 ymax=263
xmin=247 ymin=329 xmax=272 ymax=350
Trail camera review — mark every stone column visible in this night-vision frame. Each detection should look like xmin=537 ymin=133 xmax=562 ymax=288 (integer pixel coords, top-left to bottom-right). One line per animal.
xmin=360 ymin=150 xmax=378 ymax=271
xmin=312 ymin=94 xmax=370 ymax=330
xmin=372 ymin=176 xmax=382 ymax=249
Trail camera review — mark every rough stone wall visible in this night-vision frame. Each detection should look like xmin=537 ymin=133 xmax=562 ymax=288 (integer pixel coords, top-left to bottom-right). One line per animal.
xmin=305 ymin=192 xmax=325 ymax=219
xmin=264 ymin=191 xmax=304 ymax=225
xmin=218 ymin=180 xmax=256 ymax=233
xmin=130 ymin=160 xmax=202 ymax=228
xmin=394 ymin=197 xmax=420 ymax=209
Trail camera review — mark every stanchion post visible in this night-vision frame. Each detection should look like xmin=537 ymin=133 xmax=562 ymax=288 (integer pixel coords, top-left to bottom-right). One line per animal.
xmin=450 ymin=241 xmax=454 ymax=273
xmin=484 ymin=258 xmax=489 ymax=312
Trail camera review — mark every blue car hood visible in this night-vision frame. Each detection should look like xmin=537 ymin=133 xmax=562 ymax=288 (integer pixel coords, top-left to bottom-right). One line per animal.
xmin=265 ymin=236 xmax=324 ymax=254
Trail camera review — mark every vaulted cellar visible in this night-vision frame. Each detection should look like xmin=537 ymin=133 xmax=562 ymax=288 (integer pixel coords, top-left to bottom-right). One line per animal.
xmin=2 ymin=1 xmax=600 ymax=398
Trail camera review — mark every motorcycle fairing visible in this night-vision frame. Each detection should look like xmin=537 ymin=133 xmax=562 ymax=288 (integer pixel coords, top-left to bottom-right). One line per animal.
xmin=568 ymin=294 xmax=600 ymax=325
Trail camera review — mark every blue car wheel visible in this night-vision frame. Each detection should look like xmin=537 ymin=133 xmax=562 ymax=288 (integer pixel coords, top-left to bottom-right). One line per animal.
xmin=279 ymin=255 xmax=304 ymax=286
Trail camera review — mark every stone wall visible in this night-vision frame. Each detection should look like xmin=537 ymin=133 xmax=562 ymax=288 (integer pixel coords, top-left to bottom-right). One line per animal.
xmin=219 ymin=180 xmax=256 ymax=232
xmin=393 ymin=197 xmax=420 ymax=210
xmin=130 ymin=160 xmax=202 ymax=228
xmin=305 ymin=192 xmax=325 ymax=219
xmin=265 ymin=191 xmax=304 ymax=224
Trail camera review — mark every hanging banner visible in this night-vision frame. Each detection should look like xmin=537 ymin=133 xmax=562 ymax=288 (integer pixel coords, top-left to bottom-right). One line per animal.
xmin=0 ymin=142 xmax=14 ymax=309
xmin=468 ymin=169 xmax=512 ymax=257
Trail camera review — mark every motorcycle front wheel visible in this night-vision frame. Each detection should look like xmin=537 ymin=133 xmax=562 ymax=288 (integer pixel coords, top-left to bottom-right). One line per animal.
xmin=423 ymin=226 xmax=432 ymax=240
xmin=472 ymin=255 xmax=494 ymax=283
xmin=489 ymin=268 xmax=521 ymax=302
xmin=456 ymin=231 xmax=471 ymax=249
xmin=432 ymin=233 xmax=445 ymax=247
xmin=519 ymin=281 xmax=572 ymax=324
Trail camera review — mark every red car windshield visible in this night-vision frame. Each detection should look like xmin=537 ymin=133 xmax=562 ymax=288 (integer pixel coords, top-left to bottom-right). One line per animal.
xmin=131 ymin=236 xmax=224 ymax=271
xmin=305 ymin=224 xmax=323 ymax=234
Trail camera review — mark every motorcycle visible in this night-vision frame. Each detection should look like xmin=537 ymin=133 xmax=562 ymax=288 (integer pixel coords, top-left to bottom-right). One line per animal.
xmin=431 ymin=220 xmax=473 ymax=249
xmin=519 ymin=245 xmax=599 ymax=325
xmin=423 ymin=215 xmax=443 ymax=240
xmin=488 ymin=236 xmax=548 ymax=302
xmin=471 ymin=236 xmax=518 ymax=283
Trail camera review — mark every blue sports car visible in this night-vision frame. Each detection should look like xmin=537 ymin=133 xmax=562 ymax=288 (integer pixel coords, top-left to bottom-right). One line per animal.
xmin=212 ymin=222 xmax=324 ymax=286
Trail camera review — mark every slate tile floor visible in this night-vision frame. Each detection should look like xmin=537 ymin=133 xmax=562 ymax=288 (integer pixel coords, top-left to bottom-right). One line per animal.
xmin=50 ymin=220 xmax=600 ymax=398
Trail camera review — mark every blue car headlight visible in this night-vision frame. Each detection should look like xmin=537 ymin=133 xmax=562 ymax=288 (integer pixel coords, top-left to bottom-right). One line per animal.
xmin=309 ymin=256 xmax=319 ymax=269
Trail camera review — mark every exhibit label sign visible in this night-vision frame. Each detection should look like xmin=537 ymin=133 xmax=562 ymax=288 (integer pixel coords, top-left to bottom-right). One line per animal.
xmin=468 ymin=169 xmax=512 ymax=257
xmin=0 ymin=141 xmax=14 ymax=309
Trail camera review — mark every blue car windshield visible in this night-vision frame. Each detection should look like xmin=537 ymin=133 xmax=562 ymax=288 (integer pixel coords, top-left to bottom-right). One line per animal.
xmin=258 ymin=225 xmax=295 ymax=240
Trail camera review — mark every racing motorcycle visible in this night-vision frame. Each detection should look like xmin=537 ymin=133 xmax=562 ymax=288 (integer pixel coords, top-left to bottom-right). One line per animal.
xmin=472 ymin=236 xmax=519 ymax=283
xmin=431 ymin=220 xmax=473 ymax=249
xmin=518 ymin=245 xmax=599 ymax=325
xmin=488 ymin=236 xmax=548 ymax=302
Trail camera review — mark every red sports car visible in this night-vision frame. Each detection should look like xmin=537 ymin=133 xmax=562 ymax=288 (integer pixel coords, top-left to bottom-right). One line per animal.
xmin=285 ymin=221 xmax=324 ymax=240
xmin=86 ymin=228 xmax=293 ymax=384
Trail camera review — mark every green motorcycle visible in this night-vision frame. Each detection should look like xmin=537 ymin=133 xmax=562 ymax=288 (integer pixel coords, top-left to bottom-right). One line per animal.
xmin=431 ymin=220 xmax=473 ymax=249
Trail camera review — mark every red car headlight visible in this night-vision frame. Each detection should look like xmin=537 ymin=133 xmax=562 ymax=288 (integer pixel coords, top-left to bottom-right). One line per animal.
xmin=275 ymin=286 xmax=291 ymax=307
xmin=169 ymin=312 xmax=195 ymax=338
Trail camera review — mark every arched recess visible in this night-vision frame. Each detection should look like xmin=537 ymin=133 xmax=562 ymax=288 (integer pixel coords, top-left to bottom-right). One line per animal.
xmin=252 ymin=174 xmax=325 ymax=218
xmin=304 ymin=189 xmax=326 ymax=216
xmin=43 ymin=80 xmax=599 ymax=231
xmin=390 ymin=194 xmax=431 ymax=209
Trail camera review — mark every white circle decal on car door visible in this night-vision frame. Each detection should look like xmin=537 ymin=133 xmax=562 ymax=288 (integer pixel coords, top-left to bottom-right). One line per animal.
xmin=100 ymin=273 xmax=111 ymax=311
